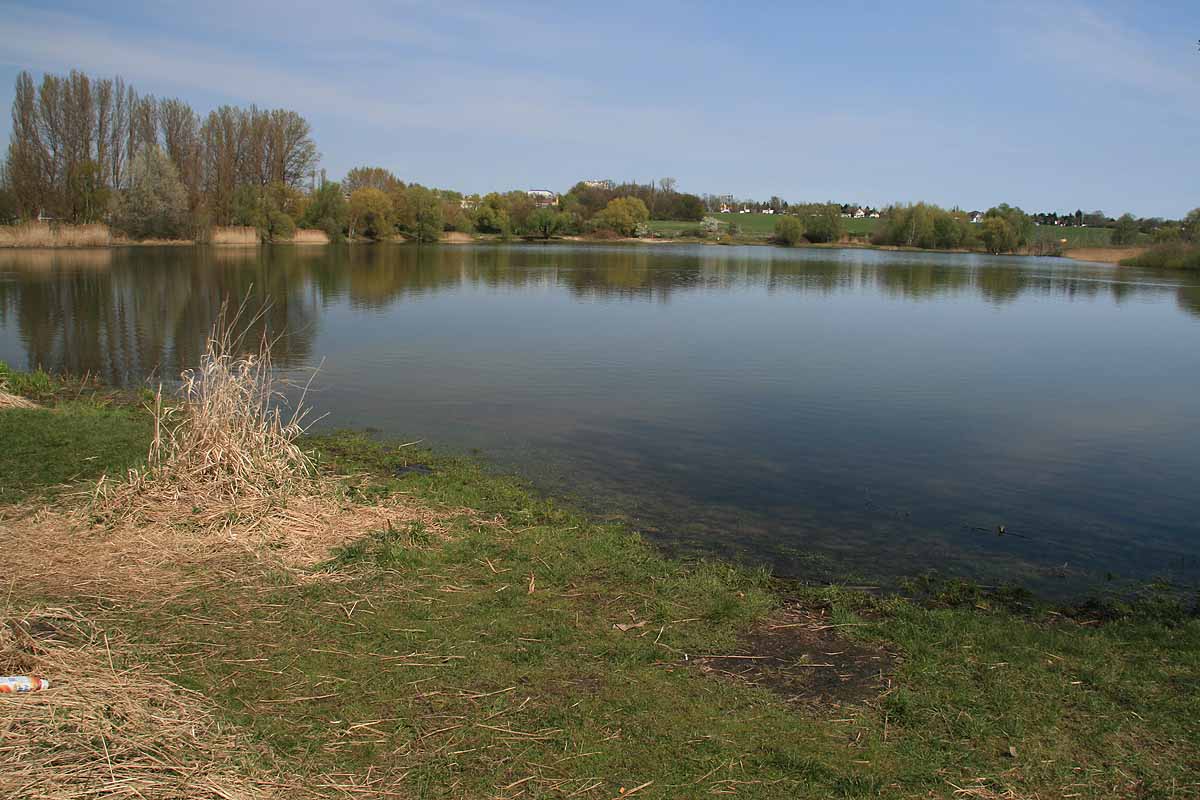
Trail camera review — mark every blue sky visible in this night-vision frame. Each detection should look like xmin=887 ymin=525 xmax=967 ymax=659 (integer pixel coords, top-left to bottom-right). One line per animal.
xmin=1 ymin=0 xmax=1197 ymax=216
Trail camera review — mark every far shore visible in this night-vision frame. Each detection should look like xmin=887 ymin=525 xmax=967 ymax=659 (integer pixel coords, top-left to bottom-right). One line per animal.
xmin=0 ymin=220 xmax=1159 ymax=265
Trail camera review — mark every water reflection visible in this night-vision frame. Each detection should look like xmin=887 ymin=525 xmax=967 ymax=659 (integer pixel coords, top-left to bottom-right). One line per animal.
xmin=3 ymin=244 xmax=1190 ymax=380
xmin=2 ymin=243 xmax=1198 ymax=595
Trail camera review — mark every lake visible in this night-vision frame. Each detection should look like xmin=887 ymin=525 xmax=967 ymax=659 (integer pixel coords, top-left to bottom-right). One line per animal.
xmin=2 ymin=243 xmax=1198 ymax=595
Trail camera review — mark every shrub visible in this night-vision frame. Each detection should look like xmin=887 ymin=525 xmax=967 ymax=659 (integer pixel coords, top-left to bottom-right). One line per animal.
xmin=795 ymin=204 xmax=844 ymax=243
xmin=595 ymin=197 xmax=650 ymax=237
xmin=527 ymin=208 xmax=567 ymax=239
xmin=1111 ymin=213 xmax=1139 ymax=246
xmin=773 ymin=216 xmax=805 ymax=246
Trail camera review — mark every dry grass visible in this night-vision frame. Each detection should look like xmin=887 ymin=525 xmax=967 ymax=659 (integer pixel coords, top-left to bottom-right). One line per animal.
xmin=0 ymin=606 xmax=280 ymax=799
xmin=0 ymin=388 xmax=36 ymax=410
xmin=1064 ymin=246 xmax=1148 ymax=264
xmin=0 ymin=494 xmax=472 ymax=602
xmin=0 ymin=222 xmax=112 ymax=248
xmin=210 ymin=226 xmax=259 ymax=245
xmin=96 ymin=302 xmax=317 ymax=525
xmin=0 ymin=371 xmax=36 ymax=409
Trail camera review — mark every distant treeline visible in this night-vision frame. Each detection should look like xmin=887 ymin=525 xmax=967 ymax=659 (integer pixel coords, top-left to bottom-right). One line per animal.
xmin=0 ymin=67 xmax=1195 ymax=250
xmin=0 ymin=70 xmax=710 ymax=243
xmin=1 ymin=70 xmax=318 ymax=239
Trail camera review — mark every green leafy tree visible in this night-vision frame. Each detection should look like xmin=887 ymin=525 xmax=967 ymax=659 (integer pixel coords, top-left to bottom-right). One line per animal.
xmin=595 ymin=196 xmax=650 ymax=236
xmin=227 ymin=184 xmax=298 ymax=241
xmin=982 ymin=204 xmax=1033 ymax=251
xmin=473 ymin=198 xmax=510 ymax=236
xmin=301 ymin=181 xmax=349 ymax=242
xmin=348 ymin=187 xmax=393 ymax=240
xmin=798 ymin=203 xmax=844 ymax=243
xmin=404 ymin=185 xmax=444 ymax=243
xmin=528 ymin=208 xmax=567 ymax=239
xmin=773 ymin=215 xmax=805 ymax=246
xmin=112 ymin=146 xmax=189 ymax=240
xmin=343 ymin=166 xmax=404 ymax=196
xmin=231 ymin=185 xmax=268 ymax=232
xmin=1111 ymin=213 xmax=1140 ymax=246
xmin=266 ymin=207 xmax=296 ymax=241
xmin=979 ymin=216 xmax=1019 ymax=254
xmin=1182 ymin=208 xmax=1200 ymax=242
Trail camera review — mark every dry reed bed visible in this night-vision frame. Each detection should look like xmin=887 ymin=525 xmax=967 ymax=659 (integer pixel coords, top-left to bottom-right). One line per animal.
xmin=0 ymin=606 xmax=280 ymax=799
xmin=290 ymin=228 xmax=331 ymax=245
xmin=0 ymin=222 xmax=112 ymax=248
xmin=210 ymin=226 xmax=259 ymax=245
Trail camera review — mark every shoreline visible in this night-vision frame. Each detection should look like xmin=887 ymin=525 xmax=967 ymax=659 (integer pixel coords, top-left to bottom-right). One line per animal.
xmin=2 ymin=368 xmax=1198 ymax=797
xmin=0 ymin=366 xmax=1188 ymax=609
xmin=0 ymin=230 xmax=1148 ymax=265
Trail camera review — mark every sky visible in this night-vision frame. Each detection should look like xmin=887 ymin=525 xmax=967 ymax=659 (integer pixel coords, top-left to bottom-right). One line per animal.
xmin=0 ymin=0 xmax=1197 ymax=217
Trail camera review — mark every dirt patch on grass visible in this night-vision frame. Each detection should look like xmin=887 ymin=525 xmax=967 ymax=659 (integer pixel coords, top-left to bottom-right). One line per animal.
xmin=440 ymin=231 xmax=475 ymax=244
xmin=694 ymin=603 xmax=893 ymax=707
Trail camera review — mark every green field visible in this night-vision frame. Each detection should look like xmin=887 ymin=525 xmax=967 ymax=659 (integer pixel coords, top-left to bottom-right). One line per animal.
xmin=1031 ymin=225 xmax=1114 ymax=247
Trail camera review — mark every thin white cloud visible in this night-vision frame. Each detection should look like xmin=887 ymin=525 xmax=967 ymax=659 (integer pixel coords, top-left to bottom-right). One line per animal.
xmin=1011 ymin=1 xmax=1199 ymax=99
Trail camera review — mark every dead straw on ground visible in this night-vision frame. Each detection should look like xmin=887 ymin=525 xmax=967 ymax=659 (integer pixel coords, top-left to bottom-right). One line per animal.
xmin=0 ymin=606 xmax=279 ymax=799
xmin=0 ymin=373 xmax=36 ymax=409
xmin=0 ymin=388 xmax=35 ymax=409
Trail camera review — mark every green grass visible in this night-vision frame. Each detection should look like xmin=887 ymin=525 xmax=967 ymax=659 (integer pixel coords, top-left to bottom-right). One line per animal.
xmin=0 ymin=365 xmax=152 ymax=503
xmin=3 ymin=386 xmax=1199 ymax=798
xmin=1032 ymin=226 xmax=1114 ymax=247
xmin=644 ymin=218 xmax=702 ymax=237
xmin=711 ymin=212 xmax=782 ymax=238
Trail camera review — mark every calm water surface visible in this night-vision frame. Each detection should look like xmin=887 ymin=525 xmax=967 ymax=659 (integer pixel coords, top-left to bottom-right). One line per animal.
xmin=3 ymin=243 xmax=1199 ymax=595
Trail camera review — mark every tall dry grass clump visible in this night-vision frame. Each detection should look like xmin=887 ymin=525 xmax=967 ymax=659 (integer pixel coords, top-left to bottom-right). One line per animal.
xmin=96 ymin=302 xmax=317 ymax=521
xmin=0 ymin=606 xmax=279 ymax=799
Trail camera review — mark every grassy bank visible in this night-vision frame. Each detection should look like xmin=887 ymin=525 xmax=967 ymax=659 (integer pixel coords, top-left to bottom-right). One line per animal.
xmin=1120 ymin=242 xmax=1200 ymax=271
xmin=2 ymin=370 xmax=1198 ymax=798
